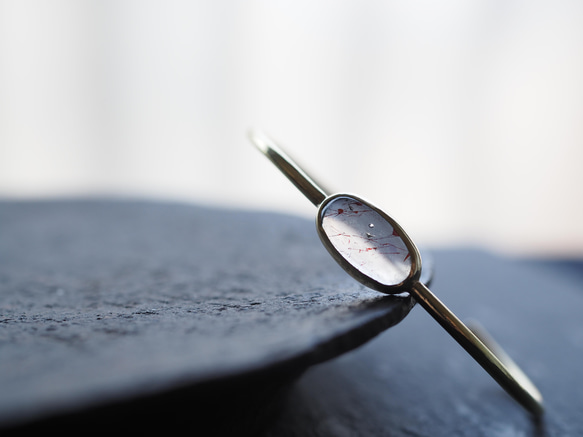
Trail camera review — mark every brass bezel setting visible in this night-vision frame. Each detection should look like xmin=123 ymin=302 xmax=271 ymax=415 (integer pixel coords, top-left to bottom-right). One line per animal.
xmin=316 ymin=193 xmax=421 ymax=295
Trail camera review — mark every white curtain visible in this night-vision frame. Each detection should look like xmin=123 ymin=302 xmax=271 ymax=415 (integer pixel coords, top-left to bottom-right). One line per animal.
xmin=1 ymin=0 xmax=582 ymax=255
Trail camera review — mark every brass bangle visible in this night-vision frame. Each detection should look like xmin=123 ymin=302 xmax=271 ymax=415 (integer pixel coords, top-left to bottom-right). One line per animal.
xmin=249 ymin=129 xmax=543 ymax=416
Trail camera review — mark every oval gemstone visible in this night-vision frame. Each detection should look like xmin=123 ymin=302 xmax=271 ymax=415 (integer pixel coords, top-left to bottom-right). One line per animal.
xmin=320 ymin=196 xmax=412 ymax=286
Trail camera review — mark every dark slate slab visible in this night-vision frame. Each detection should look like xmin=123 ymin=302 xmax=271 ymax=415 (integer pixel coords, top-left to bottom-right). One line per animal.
xmin=261 ymin=250 xmax=583 ymax=437
xmin=0 ymin=200 xmax=425 ymax=435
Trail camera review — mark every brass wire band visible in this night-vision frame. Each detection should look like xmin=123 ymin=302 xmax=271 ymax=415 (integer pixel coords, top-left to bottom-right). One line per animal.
xmin=249 ymin=129 xmax=544 ymax=416
xmin=412 ymin=281 xmax=543 ymax=415
xmin=249 ymin=130 xmax=327 ymax=206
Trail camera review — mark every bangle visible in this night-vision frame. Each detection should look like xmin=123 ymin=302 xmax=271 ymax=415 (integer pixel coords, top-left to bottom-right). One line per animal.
xmin=249 ymin=130 xmax=543 ymax=416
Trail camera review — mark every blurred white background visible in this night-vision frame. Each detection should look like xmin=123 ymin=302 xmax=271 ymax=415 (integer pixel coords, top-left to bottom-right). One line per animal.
xmin=1 ymin=0 xmax=582 ymax=256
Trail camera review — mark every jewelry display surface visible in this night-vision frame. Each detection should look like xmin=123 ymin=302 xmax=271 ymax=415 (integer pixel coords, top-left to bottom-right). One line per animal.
xmin=1 ymin=201 xmax=582 ymax=435
xmin=0 ymin=200 xmax=424 ymax=434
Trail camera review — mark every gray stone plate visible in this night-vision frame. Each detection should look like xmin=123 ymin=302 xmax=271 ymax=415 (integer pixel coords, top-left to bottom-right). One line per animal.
xmin=0 ymin=200 xmax=430 ymax=434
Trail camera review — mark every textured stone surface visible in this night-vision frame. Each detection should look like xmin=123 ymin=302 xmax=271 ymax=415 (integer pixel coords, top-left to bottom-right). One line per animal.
xmin=261 ymin=250 xmax=583 ymax=436
xmin=0 ymin=200 xmax=420 ymax=433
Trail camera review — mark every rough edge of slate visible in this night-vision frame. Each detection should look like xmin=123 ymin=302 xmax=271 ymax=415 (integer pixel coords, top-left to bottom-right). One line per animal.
xmin=3 ymin=294 xmax=416 ymax=436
